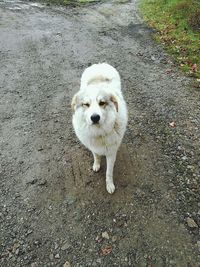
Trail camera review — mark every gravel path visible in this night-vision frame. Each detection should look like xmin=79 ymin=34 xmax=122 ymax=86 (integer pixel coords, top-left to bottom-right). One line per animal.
xmin=0 ymin=0 xmax=200 ymax=266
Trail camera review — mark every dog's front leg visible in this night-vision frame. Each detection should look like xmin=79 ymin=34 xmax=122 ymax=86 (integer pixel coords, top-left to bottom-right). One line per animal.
xmin=106 ymin=153 xmax=117 ymax=194
xmin=92 ymin=152 xmax=101 ymax=172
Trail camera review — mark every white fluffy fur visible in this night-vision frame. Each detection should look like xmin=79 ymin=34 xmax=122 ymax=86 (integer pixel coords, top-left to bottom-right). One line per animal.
xmin=72 ymin=63 xmax=128 ymax=194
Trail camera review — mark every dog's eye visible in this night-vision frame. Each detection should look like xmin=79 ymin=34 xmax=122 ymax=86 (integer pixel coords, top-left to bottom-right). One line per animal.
xmin=99 ymin=101 xmax=106 ymax=106
xmin=83 ymin=103 xmax=90 ymax=107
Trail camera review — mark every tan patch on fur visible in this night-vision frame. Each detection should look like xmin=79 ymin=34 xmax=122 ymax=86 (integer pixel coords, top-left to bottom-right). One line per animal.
xmin=110 ymin=95 xmax=118 ymax=112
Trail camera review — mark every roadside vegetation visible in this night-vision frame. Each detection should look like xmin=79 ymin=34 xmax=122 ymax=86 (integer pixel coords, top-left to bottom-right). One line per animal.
xmin=140 ymin=0 xmax=200 ymax=79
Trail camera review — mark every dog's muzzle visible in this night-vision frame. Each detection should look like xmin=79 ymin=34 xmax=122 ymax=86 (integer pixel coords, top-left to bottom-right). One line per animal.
xmin=91 ymin=114 xmax=100 ymax=124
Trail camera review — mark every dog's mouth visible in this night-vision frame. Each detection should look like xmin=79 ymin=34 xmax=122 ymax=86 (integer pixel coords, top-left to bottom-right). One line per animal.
xmin=92 ymin=122 xmax=100 ymax=127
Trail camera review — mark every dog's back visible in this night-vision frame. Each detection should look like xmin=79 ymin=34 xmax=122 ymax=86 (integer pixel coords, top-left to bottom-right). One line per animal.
xmin=80 ymin=63 xmax=121 ymax=93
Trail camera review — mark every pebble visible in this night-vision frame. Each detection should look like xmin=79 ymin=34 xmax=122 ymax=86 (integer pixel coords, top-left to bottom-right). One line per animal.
xmin=49 ymin=254 xmax=54 ymax=260
xmin=15 ymin=248 xmax=20 ymax=255
xmin=63 ymin=262 xmax=71 ymax=267
xmin=55 ymin=253 xmax=60 ymax=259
xmin=38 ymin=178 xmax=47 ymax=186
xmin=26 ymin=229 xmax=33 ymax=235
xmin=61 ymin=242 xmax=71 ymax=251
xmin=64 ymin=196 xmax=76 ymax=206
xmin=186 ymin=217 xmax=198 ymax=228
xmin=197 ymin=241 xmax=200 ymax=251
xmin=112 ymin=236 xmax=117 ymax=242
xmin=96 ymin=258 xmax=101 ymax=264
xmin=54 ymin=243 xmax=59 ymax=250
xmin=12 ymin=242 xmax=20 ymax=253
xmin=102 ymin=231 xmax=109 ymax=240
xmin=181 ymin=156 xmax=187 ymax=161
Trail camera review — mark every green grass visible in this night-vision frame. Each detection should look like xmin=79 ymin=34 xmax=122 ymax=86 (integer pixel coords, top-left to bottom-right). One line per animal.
xmin=140 ymin=0 xmax=200 ymax=79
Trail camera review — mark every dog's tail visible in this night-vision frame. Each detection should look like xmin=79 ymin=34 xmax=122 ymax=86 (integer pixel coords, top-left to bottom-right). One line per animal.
xmin=80 ymin=63 xmax=121 ymax=91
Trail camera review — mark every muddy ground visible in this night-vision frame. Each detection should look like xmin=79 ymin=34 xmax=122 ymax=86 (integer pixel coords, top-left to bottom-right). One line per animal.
xmin=0 ymin=0 xmax=200 ymax=266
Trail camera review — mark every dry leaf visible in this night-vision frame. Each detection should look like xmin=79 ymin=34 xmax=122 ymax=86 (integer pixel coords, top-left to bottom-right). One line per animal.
xmin=190 ymin=63 xmax=198 ymax=73
xmin=101 ymin=245 xmax=112 ymax=255
xmin=95 ymin=235 xmax=103 ymax=243
xmin=169 ymin=121 xmax=176 ymax=127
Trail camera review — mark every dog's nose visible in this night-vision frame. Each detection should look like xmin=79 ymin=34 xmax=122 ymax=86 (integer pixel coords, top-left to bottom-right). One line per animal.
xmin=91 ymin=114 xmax=100 ymax=124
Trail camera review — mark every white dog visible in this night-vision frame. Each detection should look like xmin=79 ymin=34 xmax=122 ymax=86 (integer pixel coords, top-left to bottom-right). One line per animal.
xmin=71 ymin=63 xmax=128 ymax=194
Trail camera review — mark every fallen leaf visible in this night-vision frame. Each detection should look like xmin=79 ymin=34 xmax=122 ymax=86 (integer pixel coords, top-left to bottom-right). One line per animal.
xmin=189 ymin=63 xmax=198 ymax=73
xmin=186 ymin=217 xmax=198 ymax=228
xmin=169 ymin=121 xmax=176 ymax=127
xmin=95 ymin=235 xmax=103 ymax=243
xmin=100 ymin=245 xmax=112 ymax=255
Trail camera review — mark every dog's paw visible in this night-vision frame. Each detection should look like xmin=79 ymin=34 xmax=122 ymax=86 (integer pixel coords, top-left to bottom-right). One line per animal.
xmin=93 ymin=162 xmax=100 ymax=172
xmin=106 ymin=182 xmax=115 ymax=194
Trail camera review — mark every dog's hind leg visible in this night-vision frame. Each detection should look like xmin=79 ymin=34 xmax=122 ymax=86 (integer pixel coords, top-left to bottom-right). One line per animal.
xmin=92 ymin=152 xmax=101 ymax=172
xmin=106 ymin=153 xmax=117 ymax=194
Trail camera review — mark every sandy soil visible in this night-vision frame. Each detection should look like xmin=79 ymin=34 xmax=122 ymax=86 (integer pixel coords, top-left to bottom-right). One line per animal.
xmin=0 ymin=0 xmax=200 ymax=266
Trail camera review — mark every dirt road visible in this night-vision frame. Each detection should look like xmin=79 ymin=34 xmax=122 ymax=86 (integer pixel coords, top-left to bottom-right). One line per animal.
xmin=0 ymin=0 xmax=200 ymax=266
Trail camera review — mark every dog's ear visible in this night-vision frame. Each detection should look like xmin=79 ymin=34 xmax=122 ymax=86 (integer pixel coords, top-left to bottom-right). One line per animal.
xmin=110 ymin=94 xmax=118 ymax=112
xmin=71 ymin=93 xmax=79 ymax=111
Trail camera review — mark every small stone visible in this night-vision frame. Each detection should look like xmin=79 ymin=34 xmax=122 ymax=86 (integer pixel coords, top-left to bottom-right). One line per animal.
xmin=95 ymin=235 xmax=102 ymax=243
xmin=197 ymin=241 xmax=200 ymax=251
xmin=112 ymin=236 xmax=117 ymax=242
xmin=12 ymin=242 xmax=20 ymax=253
xmin=61 ymin=242 xmax=71 ymax=251
xmin=54 ymin=243 xmax=59 ymax=250
xmin=38 ymin=178 xmax=47 ymax=186
xmin=64 ymin=196 xmax=76 ymax=205
xmin=181 ymin=156 xmax=187 ymax=161
xmin=27 ymin=229 xmax=33 ymax=235
xmin=15 ymin=248 xmax=20 ymax=255
xmin=102 ymin=231 xmax=109 ymax=240
xmin=186 ymin=217 xmax=198 ymax=228
xmin=33 ymin=240 xmax=39 ymax=246
xmin=187 ymin=165 xmax=194 ymax=170
xmin=96 ymin=258 xmax=101 ymax=264
xmin=63 ymin=261 xmax=71 ymax=267
xmin=55 ymin=253 xmax=60 ymax=259
xmin=49 ymin=254 xmax=54 ymax=260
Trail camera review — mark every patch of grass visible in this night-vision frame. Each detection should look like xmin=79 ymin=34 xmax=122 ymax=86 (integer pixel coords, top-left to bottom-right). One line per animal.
xmin=140 ymin=0 xmax=200 ymax=78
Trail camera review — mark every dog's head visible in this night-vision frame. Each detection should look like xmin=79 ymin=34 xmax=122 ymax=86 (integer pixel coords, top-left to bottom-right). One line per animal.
xmin=71 ymin=88 xmax=118 ymax=130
